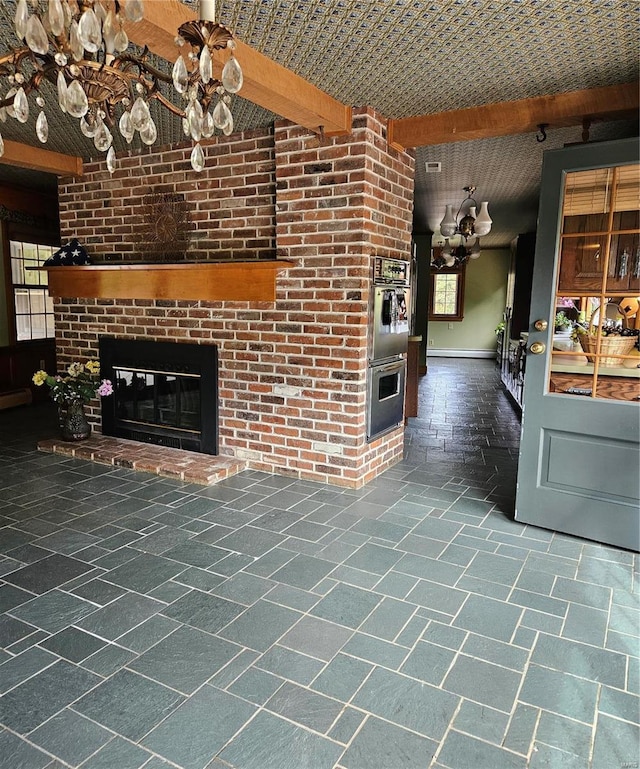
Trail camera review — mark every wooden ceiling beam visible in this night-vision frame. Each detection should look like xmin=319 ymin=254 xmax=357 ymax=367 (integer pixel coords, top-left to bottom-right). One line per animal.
xmin=387 ymin=81 xmax=640 ymax=150
xmin=0 ymin=140 xmax=83 ymax=177
xmin=120 ymin=0 xmax=352 ymax=136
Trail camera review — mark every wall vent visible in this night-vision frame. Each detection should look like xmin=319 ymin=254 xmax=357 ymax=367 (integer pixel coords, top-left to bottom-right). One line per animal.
xmin=425 ymin=162 xmax=441 ymax=173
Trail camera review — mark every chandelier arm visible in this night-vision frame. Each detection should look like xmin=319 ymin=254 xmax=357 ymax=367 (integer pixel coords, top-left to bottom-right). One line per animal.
xmin=0 ymin=59 xmax=53 ymax=109
xmin=454 ymin=192 xmax=479 ymax=224
xmin=113 ymin=52 xmax=174 ymax=86
xmin=147 ymin=87 xmax=189 ymax=119
xmin=0 ymin=47 xmax=29 ymax=69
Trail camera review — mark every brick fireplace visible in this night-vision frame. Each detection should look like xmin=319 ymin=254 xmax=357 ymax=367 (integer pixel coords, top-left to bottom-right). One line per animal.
xmin=54 ymin=108 xmax=415 ymax=488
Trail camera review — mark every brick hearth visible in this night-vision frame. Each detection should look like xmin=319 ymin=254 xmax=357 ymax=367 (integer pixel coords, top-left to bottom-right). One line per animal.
xmin=37 ymin=435 xmax=245 ymax=485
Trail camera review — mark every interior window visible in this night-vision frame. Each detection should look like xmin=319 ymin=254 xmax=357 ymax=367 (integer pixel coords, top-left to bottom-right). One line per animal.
xmin=429 ymin=267 xmax=465 ymax=321
xmin=10 ymin=240 xmax=56 ymax=341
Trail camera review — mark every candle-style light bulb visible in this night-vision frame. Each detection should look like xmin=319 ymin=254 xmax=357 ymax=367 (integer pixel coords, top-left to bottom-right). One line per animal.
xmin=200 ymin=0 xmax=216 ymax=21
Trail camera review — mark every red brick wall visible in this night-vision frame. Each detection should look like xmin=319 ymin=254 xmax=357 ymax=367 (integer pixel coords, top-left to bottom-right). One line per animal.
xmin=55 ymin=108 xmax=415 ymax=487
xmin=58 ymin=127 xmax=276 ymax=262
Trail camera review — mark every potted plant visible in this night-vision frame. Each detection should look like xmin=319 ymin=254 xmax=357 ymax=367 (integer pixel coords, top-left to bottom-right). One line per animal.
xmin=32 ymin=360 xmax=113 ymax=441
xmin=554 ymin=311 xmax=573 ymax=336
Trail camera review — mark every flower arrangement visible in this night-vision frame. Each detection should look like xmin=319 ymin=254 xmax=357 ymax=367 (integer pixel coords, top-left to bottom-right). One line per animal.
xmin=32 ymin=360 xmax=113 ymax=404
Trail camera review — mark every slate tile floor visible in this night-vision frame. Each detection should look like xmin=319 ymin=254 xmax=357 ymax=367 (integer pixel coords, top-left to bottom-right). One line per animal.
xmin=1 ymin=358 xmax=638 ymax=769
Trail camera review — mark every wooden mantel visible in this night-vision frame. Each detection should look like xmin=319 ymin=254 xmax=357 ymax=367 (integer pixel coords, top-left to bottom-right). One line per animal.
xmin=44 ymin=261 xmax=295 ymax=303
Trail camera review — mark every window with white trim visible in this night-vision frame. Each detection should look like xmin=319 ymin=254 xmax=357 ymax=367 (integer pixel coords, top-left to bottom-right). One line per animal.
xmin=10 ymin=240 xmax=56 ymax=341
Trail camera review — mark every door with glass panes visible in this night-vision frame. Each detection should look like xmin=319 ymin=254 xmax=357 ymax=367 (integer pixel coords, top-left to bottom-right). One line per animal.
xmin=516 ymin=137 xmax=639 ymax=551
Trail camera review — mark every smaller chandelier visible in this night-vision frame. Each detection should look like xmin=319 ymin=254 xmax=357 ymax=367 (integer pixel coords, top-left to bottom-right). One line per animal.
xmin=434 ymin=185 xmax=492 ymax=268
xmin=431 ymin=238 xmax=481 ymax=269
xmin=0 ymin=0 xmax=243 ymax=174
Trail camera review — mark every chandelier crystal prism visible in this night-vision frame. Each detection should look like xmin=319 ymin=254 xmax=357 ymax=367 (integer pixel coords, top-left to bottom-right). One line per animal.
xmin=0 ymin=0 xmax=243 ymax=173
xmin=432 ymin=186 xmax=492 ymax=268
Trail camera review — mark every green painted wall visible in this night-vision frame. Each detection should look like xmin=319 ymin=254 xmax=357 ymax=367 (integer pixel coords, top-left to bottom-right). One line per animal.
xmin=427 ymin=248 xmax=510 ymax=353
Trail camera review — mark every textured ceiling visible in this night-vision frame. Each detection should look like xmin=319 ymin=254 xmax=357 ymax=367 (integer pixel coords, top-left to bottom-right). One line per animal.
xmin=0 ymin=0 xmax=638 ymax=246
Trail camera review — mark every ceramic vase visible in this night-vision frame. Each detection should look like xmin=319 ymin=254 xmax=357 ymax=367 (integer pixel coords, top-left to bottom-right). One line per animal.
xmin=59 ymin=399 xmax=91 ymax=441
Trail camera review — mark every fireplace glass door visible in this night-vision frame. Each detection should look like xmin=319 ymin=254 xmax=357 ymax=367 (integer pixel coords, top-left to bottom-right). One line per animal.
xmin=114 ymin=369 xmax=201 ymax=433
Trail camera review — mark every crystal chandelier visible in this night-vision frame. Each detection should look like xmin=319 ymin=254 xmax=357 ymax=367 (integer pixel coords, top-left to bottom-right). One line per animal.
xmin=432 ymin=186 xmax=492 ymax=268
xmin=0 ymin=0 xmax=243 ymax=173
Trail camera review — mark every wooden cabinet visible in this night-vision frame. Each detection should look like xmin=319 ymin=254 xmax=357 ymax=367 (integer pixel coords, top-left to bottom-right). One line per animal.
xmin=557 ymin=165 xmax=640 ymax=295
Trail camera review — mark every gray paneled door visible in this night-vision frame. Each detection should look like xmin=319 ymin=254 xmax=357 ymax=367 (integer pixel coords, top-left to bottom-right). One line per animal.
xmin=516 ymin=137 xmax=640 ymax=551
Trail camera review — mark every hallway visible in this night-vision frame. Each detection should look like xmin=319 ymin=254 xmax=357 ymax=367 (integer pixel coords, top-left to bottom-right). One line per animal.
xmin=0 ymin=359 xmax=638 ymax=769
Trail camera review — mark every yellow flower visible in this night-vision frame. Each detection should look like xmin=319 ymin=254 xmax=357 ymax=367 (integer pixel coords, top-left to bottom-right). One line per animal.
xmin=32 ymin=370 xmax=48 ymax=386
xmin=86 ymin=360 xmax=100 ymax=375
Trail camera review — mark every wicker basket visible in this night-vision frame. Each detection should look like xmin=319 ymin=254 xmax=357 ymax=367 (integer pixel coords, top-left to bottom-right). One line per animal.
xmin=577 ymin=307 xmax=639 ymax=367
xmin=578 ymin=332 xmax=637 ymax=367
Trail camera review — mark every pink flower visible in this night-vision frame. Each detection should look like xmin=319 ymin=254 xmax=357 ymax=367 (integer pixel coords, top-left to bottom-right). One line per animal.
xmin=97 ymin=379 xmax=113 ymax=397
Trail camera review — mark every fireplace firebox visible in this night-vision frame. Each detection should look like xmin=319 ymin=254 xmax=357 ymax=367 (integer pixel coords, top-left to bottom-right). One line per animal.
xmin=100 ymin=338 xmax=218 ymax=455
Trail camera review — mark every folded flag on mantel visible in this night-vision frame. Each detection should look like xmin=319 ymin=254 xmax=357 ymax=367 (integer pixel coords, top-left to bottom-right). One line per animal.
xmin=44 ymin=239 xmax=91 ymax=266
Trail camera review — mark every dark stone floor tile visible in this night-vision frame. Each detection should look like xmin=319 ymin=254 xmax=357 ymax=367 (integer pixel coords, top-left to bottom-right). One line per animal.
xmin=0 ymin=659 xmax=101 ymax=733
xmin=591 ymin=713 xmax=640 ymax=769
xmin=78 ymin=736 xmax=152 ymax=769
xmin=271 ymin=553 xmax=336 ymax=590
xmin=453 ymin=699 xmax=510 ymax=745
xmin=438 ymin=730 xmax=527 ymax=769
xmin=10 ymin=588 xmax=99 ymax=633
xmin=228 ymin=667 xmax=284 ymax=705
xmin=532 ymin=632 xmax=627 ymax=689
xmin=40 ymin=626 xmax=107 ymax=662
xmin=162 ymin=589 xmax=245 ymax=634
xmin=443 ymin=653 xmax=522 ymax=712
xmin=265 ymin=681 xmax=342 ymax=733
xmin=81 ymin=642 xmax=137 ymax=676
xmin=452 ymin=593 xmax=522 ymax=642
xmin=343 ymin=542 xmax=403 ymax=576
xmin=76 ymin=591 xmax=166 ymax=640
xmin=0 ymin=646 xmax=58 ymax=694
xmin=0 ymin=729 xmax=51 ymax=769
xmin=74 ymin=669 xmax=185 ymax=741
xmin=249 ymin=508 xmax=301 ymax=533
xmin=341 ymin=715 xmax=437 ymax=769
xmin=129 ymin=625 xmax=240 ymax=694
xmin=162 ymin=540 xmax=229 ymax=568
xmin=2 ymin=553 xmax=93 ymax=594
xmin=101 ymin=552 xmax=187 ymax=593
xmin=519 ymin=663 xmax=599 ymax=723
xmin=400 ymin=640 xmax=456 ymax=686
xmin=0 ymin=615 xmax=35 ymax=647
xmin=352 ymin=666 xmax=459 ymax=740
xmin=280 ymin=614 xmax=352 ymax=662
xmin=218 ymin=710 xmax=343 ymax=769
xmin=0 ymin=527 xmax=36 ymax=554
xmin=5 ymin=543 xmax=54 ymax=564
xmin=210 ymin=572 xmax=275 ymax=605
xmin=142 ymin=685 xmax=256 ymax=769
xmin=310 ymin=583 xmax=382 ymax=629
xmin=218 ymin=599 xmax=302 ymax=652
xmin=256 ymin=644 xmax=325 ymax=685
xmin=109 ymin=614 xmax=181 ymax=653
xmin=215 ymin=525 xmax=286 ymax=557
xmin=70 ymin=577 xmax=128 ymax=605
xmin=29 ymin=708 xmax=113 ymax=766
